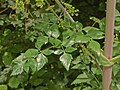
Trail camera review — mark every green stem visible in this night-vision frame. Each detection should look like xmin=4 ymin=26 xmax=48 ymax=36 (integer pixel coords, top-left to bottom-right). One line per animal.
xmin=45 ymin=0 xmax=59 ymax=19
xmin=81 ymin=45 xmax=103 ymax=73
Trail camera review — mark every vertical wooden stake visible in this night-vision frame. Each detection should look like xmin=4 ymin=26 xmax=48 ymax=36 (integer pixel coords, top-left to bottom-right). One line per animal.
xmin=102 ymin=0 xmax=116 ymax=90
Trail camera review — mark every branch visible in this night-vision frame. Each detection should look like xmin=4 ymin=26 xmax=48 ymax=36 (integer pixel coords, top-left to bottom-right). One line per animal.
xmin=0 ymin=7 xmax=9 ymax=14
xmin=54 ymin=0 xmax=74 ymax=22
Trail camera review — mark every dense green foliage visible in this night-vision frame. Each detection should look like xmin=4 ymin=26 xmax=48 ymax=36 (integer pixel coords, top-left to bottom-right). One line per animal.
xmin=0 ymin=0 xmax=120 ymax=90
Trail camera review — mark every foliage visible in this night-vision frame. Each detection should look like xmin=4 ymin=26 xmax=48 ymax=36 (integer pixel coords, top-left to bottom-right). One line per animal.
xmin=0 ymin=0 xmax=120 ymax=90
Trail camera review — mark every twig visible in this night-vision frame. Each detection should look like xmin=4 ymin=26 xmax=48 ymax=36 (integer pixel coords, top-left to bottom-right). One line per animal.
xmin=0 ymin=7 xmax=9 ymax=14
xmin=54 ymin=0 xmax=74 ymax=22
xmin=81 ymin=45 xmax=103 ymax=73
xmin=45 ymin=0 xmax=59 ymax=19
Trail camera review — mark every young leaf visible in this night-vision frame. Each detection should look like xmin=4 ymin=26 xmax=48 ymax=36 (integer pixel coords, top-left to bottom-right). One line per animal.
xmin=0 ymin=85 xmax=7 ymax=90
xmin=36 ymin=53 xmax=48 ymax=71
xmin=8 ymin=77 xmax=20 ymax=88
xmin=60 ymin=53 xmax=73 ymax=71
xmin=25 ymin=49 xmax=38 ymax=58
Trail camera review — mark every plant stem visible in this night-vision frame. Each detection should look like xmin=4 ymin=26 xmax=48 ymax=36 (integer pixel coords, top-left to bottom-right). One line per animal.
xmin=102 ymin=0 xmax=116 ymax=90
xmin=0 ymin=7 xmax=9 ymax=14
xmin=54 ymin=0 xmax=74 ymax=22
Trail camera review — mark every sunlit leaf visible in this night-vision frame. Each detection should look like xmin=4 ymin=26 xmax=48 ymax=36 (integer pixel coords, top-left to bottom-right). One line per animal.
xmin=11 ymin=60 xmax=26 ymax=75
xmin=36 ymin=53 xmax=48 ymax=71
xmin=60 ymin=53 xmax=73 ymax=71
xmin=54 ymin=49 xmax=64 ymax=55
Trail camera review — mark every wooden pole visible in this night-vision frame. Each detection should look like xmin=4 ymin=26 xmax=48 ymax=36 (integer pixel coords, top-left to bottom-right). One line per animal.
xmin=102 ymin=0 xmax=116 ymax=90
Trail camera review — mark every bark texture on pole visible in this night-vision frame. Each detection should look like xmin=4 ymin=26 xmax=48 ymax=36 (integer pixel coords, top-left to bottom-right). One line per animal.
xmin=102 ymin=0 xmax=116 ymax=90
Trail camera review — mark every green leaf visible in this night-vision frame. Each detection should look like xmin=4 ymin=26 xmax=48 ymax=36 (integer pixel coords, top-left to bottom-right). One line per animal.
xmin=11 ymin=60 xmax=25 ymax=76
xmin=3 ymin=29 xmax=11 ymax=36
xmin=75 ymin=34 xmax=90 ymax=43
xmin=8 ymin=77 xmax=19 ymax=88
xmin=98 ymin=53 xmax=114 ymax=66
xmin=42 ymin=49 xmax=54 ymax=55
xmin=0 ymin=20 xmax=4 ymax=25
xmin=0 ymin=85 xmax=7 ymax=90
xmin=73 ymin=86 xmax=81 ymax=90
xmin=35 ymin=86 xmax=47 ymax=90
xmin=23 ymin=62 xmax=29 ymax=73
xmin=62 ymin=30 xmax=74 ymax=39
xmin=83 ymin=26 xmax=100 ymax=33
xmin=62 ymin=38 xmax=75 ymax=47
xmin=28 ymin=58 xmax=37 ymax=73
xmin=115 ymin=9 xmax=120 ymax=17
xmin=35 ymin=36 xmax=48 ymax=49
xmin=18 ymin=88 xmax=25 ymax=90
xmin=35 ymin=0 xmax=45 ymax=8
xmin=72 ymin=73 xmax=90 ymax=84
xmin=2 ymin=52 xmax=12 ymax=65
xmin=87 ymin=29 xmax=104 ymax=39
xmin=65 ymin=46 xmax=77 ymax=53
xmin=60 ymin=53 xmax=73 ymax=71
xmin=51 ymin=24 xmax=60 ymax=38
xmin=113 ymin=65 xmax=120 ymax=76
xmin=49 ymin=37 xmax=61 ymax=47
xmin=36 ymin=53 xmax=48 ymax=71
xmin=31 ymin=78 xmax=43 ymax=86
xmin=25 ymin=49 xmax=38 ymax=58
xmin=49 ymin=24 xmax=60 ymax=38
xmin=111 ymin=55 xmax=120 ymax=64
xmin=72 ymin=56 xmax=81 ymax=64
xmin=54 ymin=49 xmax=64 ymax=55
xmin=34 ymin=22 xmax=49 ymax=31
xmin=89 ymin=40 xmax=100 ymax=55
xmin=71 ymin=64 xmax=81 ymax=69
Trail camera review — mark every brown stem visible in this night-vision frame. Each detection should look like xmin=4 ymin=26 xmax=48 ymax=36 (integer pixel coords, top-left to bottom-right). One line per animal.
xmin=0 ymin=7 xmax=9 ymax=14
xmin=102 ymin=0 xmax=116 ymax=90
